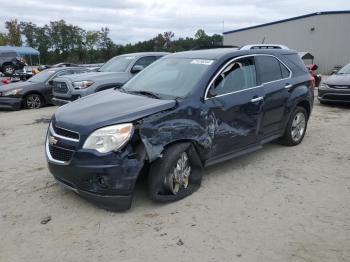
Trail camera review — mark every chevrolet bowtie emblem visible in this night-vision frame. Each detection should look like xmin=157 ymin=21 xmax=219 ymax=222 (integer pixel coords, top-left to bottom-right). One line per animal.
xmin=49 ymin=136 xmax=58 ymax=145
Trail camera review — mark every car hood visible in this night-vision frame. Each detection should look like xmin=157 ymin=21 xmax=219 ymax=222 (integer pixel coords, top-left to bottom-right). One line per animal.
xmin=325 ymin=74 xmax=350 ymax=86
xmin=0 ymin=81 xmax=43 ymax=93
xmin=54 ymin=89 xmax=176 ymax=135
xmin=55 ymin=71 xmax=128 ymax=82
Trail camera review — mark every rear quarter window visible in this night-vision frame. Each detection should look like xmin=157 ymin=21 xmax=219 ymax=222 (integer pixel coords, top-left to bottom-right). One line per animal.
xmin=283 ymin=53 xmax=308 ymax=73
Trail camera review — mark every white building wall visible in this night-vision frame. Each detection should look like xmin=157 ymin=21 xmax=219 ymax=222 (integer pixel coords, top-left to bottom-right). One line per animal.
xmin=223 ymin=13 xmax=350 ymax=74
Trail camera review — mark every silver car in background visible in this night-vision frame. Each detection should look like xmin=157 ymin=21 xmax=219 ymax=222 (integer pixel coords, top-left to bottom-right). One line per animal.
xmin=51 ymin=52 xmax=169 ymax=106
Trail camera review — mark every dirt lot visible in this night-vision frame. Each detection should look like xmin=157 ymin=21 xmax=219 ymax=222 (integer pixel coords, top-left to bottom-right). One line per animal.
xmin=0 ymin=102 xmax=349 ymax=262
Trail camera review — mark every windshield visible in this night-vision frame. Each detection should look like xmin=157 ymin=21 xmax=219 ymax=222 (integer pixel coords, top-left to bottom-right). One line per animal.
xmin=28 ymin=70 xmax=56 ymax=83
xmin=122 ymin=58 xmax=213 ymax=98
xmin=99 ymin=55 xmax=135 ymax=72
xmin=337 ymin=63 xmax=350 ymax=74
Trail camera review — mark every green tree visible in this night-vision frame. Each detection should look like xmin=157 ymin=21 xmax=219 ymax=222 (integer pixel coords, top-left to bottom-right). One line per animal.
xmin=0 ymin=32 xmax=8 ymax=45
xmin=163 ymin=31 xmax=174 ymax=49
xmin=5 ymin=19 xmax=22 ymax=46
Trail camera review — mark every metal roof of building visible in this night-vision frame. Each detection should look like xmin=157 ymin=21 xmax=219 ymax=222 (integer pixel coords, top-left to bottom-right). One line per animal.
xmin=223 ymin=10 xmax=350 ymax=35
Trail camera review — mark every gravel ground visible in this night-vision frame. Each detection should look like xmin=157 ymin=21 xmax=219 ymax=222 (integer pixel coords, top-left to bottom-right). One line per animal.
xmin=0 ymin=102 xmax=349 ymax=262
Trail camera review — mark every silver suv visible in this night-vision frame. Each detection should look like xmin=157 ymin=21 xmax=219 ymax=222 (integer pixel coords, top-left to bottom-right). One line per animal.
xmin=52 ymin=52 xmax=169 ymax=106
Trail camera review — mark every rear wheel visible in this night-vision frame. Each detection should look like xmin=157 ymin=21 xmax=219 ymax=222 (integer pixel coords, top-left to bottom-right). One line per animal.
xmin=3 ymin=64 xmax=15 ymax=76
xmin=280 ymin=107 xmax=308 ymax=146
xmin=24 ymin=94 xmax=43 ymax=109
xmin=148 ymin=143 xmax=202 ymax=203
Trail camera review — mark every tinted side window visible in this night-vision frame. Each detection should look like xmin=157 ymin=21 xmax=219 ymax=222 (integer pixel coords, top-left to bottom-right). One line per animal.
xmin=72 ymin=69 xmax=88 ymax=74
xmin=210 ymin=57 xmax=256 ymax=96
xmin=55 ymin=70 xmax=72 ymax=77
xmin=134 ymin=56 xmax=157 ymax=68
xmin=256 ymin=56 xmax=287 ymax=83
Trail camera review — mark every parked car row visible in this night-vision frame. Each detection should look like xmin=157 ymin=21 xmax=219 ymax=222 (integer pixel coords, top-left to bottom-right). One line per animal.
xmin=45 ymin=45 xmax=315 ymax=211
xmin=51 ymin=52 xmax=168 ymax=105
xmin=0 ymin=52 xmax=168 ymax=110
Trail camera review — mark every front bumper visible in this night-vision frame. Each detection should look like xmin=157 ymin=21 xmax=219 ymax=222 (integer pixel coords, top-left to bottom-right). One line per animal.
xmin=51 ymin=97 xmax=71 ymax=106
xmin=54 ymin=175 xmax=133 ymax=211
xmin=0 ymin=97 xmax=22 ymax=110
xmin=318 ymin=86 xmax=350 ymax=103
xmin=45 ymin=124 xmax=145 ymax=211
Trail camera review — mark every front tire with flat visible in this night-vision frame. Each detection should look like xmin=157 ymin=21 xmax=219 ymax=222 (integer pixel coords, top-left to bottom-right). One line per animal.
xmin=148 ymin=143 xmax=202 ymax=203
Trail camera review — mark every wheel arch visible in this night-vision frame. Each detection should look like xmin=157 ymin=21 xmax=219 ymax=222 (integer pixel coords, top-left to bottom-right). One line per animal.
xmin=296 ymin=99 xmax=311 ymax=119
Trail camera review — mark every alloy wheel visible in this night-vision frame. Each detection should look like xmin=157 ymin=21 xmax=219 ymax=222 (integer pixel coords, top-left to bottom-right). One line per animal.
xmin=291 ymin=112 xmax=306 ymax=142
xmin=165 ymin=152 xmax=192 ymax=195
xmin=26 ymin=94 xmax=42 ymax=109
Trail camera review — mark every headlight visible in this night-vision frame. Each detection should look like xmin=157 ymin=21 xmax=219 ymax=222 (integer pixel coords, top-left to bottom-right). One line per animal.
xmin=2 ymin=89 xmax=22 ymax=96
xmin=83 ymin=123 xmax=133 ymax=153
xmin=73 ymin=80 xmax=94 ymax=89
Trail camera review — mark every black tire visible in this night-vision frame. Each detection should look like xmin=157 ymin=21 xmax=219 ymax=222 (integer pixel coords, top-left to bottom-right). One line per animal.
xmin=148 ymin=143 xmax=202 ymax=203
xmin=24 ymin=93 xmax=44 ymax=109
xmin=280 ymin=106 xmax=308 ymax=146
xmin=3 ymin=64 xmax=15 ymax=76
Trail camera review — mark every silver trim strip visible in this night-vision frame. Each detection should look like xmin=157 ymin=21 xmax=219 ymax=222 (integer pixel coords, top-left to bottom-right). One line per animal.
xmin=45 ymin=138 xmax=68 ymax=165
xmin=49 ymin=123 xmax=80 ymax=142
xmin=204 ymin=54 xmax=292 ymax=100
xmin=54 ymin=178 xmax=78 ymax=193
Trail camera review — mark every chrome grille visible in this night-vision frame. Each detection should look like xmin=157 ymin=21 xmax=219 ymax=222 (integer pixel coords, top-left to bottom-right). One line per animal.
xmin=52 ymin=124 xmax=80 ymax=140
xmin=48 ymin=145 xmax=73 ymax=162
xmin=53 ymin=81 xmax=69 ymax=94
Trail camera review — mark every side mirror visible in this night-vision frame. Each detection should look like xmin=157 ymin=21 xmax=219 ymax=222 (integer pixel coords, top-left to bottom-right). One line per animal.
xmin=131 ymin=65 xmax=144 ymax=74
xmin=48 ymin=80 xmax=54 ymax=86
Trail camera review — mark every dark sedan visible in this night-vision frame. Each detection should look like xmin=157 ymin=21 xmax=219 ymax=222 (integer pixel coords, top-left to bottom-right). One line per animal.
xmin=0 ymin=67 xmax=89 ymax=110
xmin=318 ymin=62 xmax=350 ymax=104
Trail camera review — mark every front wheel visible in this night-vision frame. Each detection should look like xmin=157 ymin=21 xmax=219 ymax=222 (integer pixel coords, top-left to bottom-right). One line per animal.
xmin=24 ymin=94 xmax=43 ymax=109
xmin=148 ymin=143 xmax=202 ymax=203
xmin=280 ymin=107 xmax=308 ymax=146
xmin=3 ymin=64 xmax=15 ymax=76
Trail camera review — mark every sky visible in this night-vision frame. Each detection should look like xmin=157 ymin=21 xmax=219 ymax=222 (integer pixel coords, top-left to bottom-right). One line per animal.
xmin=0 ymin=0 xmax=349 ymax=44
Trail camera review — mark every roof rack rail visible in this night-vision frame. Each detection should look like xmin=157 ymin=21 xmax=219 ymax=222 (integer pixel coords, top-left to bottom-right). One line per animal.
xmin=240 ymin=44 xmax=290 ymax=50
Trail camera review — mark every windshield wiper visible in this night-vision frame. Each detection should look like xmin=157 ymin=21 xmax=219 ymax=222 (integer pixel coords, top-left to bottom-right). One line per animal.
xmin=127 ymin=90 xmax=162 ymax=99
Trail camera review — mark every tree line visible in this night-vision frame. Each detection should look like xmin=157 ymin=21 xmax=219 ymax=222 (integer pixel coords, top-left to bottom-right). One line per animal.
xmin=0 ymin=19 xmax=223 ymax=65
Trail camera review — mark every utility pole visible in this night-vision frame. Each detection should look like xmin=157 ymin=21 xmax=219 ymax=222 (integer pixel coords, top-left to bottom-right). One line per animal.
xmin=222 ymin=20 xmax=225 ymax=46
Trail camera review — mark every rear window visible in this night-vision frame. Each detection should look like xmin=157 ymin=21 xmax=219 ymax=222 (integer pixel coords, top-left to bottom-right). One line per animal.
xmin=283 ymin=53 xmax=308 ymax=73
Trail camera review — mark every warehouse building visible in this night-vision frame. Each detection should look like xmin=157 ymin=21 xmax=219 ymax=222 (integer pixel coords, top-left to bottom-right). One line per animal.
xmin=223 ymin=11 xmax=350 ymax=74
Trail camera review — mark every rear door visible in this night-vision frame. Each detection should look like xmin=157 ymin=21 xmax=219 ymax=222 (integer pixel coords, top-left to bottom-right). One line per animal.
xmin=255 ymin=55 xmax=292 ymax=137
xmin=205 ymin=56 xmax=264 ymax=158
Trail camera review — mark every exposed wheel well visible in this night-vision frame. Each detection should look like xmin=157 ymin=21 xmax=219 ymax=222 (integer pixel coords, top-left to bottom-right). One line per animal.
xmin=162 ymin=139 xmax=204 ymax=167
xmin=296 ymin=100 xmax=311 ymax=119
xmin=2 ymin=62 xmax=14 ymax=67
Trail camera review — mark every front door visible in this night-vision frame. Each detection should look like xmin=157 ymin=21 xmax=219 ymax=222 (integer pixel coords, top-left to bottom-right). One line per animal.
xmin=205 ymin=56 xmax=264 ymax=158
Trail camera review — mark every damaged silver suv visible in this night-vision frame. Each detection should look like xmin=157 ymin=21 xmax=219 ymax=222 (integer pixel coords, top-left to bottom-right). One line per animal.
xmin=46 ymin=46 xmax=314 ymax=211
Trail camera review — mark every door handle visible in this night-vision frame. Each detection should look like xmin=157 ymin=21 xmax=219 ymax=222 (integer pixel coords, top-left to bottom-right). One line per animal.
xmin=285 ymin=83 xmax=293 ymax=89
xmin=251 ymin=96 xmax=264 ymax=103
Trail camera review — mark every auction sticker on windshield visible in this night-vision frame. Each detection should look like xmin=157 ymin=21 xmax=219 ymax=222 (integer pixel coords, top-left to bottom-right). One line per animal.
xmin=125 ymin=56 xmax=136 ymax=60
xmin=191 ymin=59 xmax=214 ymax=65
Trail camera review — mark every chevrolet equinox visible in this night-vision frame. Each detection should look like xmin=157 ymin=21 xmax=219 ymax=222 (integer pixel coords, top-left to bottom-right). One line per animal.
xmin=46 ymin=45 xmax=314 ymax=211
